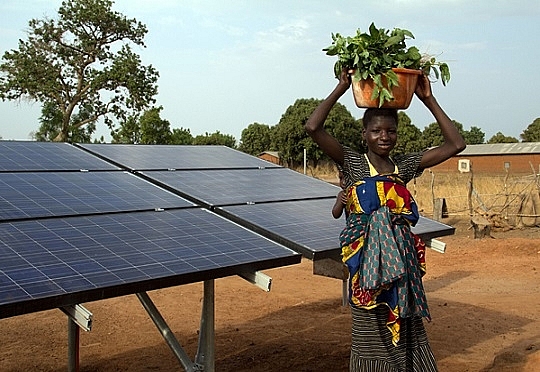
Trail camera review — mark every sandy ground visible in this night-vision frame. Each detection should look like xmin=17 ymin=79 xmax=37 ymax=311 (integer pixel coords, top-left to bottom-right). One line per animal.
xmin=1 ymin=216 xmax=539 ymax=372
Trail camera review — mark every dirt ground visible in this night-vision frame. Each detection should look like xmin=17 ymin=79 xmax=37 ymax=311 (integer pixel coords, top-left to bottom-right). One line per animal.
xmin=1 ymin=216 xmax=539 ymax=372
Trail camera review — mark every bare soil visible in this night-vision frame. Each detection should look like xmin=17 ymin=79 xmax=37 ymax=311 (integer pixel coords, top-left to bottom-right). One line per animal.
xmin=1 ymin=216 xmax=539 ymax=372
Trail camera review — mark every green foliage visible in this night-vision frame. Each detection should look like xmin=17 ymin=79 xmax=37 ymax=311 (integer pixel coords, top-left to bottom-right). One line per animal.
xmin=274 ymin=98 xmax=359 ymax=167
xmin=34 ymin=101 xmax=95 ymax=142
xmin=464 ymin=126 xmax=485 ymax=145
xmin=323 ymin=23 xmax=450 ymax=106
xmin=238 ymin=123 xmax=273 ymax=155
xmin=111 ymin=115 xmax=141 ymax=144
xmin=422 ymin=120 xmax=466 ymax=148
xmin=170 ymin=127 xmax=193 ymax=145
xmin=520 ymin=118 xmax=540 ymax=142
xmin=392 ymin=112 xmax=423 ymax=154
xmin=487 ymin=132 xmax=519 ymax=144
xmin=0 ymin=0 xmax=159 ymax=141
xmin=421 ymin=120 xmax=483 ymax=147
xmin=193 ymin=131 xmax=236 ymax=148
xmin=139 ymin=107 xmax=171 ymax=145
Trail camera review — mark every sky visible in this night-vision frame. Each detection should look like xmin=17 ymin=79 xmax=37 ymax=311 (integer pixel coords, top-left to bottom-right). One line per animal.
xmin=0 ymin=0 xmax=539 ymax=143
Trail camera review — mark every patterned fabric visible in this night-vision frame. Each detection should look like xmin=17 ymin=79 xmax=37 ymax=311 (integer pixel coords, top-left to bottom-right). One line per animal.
xmin=340 ymin=174 xmax=429 ymax=345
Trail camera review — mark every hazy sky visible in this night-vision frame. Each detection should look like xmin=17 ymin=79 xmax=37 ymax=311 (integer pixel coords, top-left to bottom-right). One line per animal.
xmin=0 ymin=0 xmax=539 ymax=142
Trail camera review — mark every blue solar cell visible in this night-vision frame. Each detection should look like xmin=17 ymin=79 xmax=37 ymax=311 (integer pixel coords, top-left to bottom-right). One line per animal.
xmin=141 ymin=168 xmax=340 ymax=206
xmin=78 ymin=144 xmax=280 ymax=170
xmin=0 ymin=171 xmax=194 ymax=221
xmin=219 ymin=199 xmax=455 ymax=260
xmin=0 ymin=209 xmax=301 ymax=318
xmin=0 ymin=141 xmax=119 ymax=171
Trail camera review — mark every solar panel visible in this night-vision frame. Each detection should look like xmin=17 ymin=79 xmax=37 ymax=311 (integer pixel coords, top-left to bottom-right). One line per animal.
xmin=141 ymin=168 xmax=340 ymax=206
xmin=219 ymin=200 xmax=455 ymax=260
xmin=0 ymin=141 xmax=119 ymax=171
xmin=78 ymin=144 xmax=280 ymax=170
xmin=0 ymin=171 xmax=194 ymax=221
xmin=0 ymin=208 xmax=301 ymax=318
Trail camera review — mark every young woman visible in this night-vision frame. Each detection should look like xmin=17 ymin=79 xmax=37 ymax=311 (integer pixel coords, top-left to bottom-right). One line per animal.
xmin=305 ymin=68 xmax=465 ymax=371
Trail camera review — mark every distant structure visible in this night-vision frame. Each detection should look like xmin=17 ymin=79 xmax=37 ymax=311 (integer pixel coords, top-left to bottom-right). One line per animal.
xmin=258 ymin=151 xmax=281 ymax=165
xmin=429 ymin=142 xmax=540 ymax=175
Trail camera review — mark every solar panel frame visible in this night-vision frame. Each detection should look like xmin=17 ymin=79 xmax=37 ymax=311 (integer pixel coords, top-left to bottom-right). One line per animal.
xmin=0 ymin=208 xmax=301 ymax=319
xmin=77 ymin=143 xmax=281 ymax=171
xmin=0 ymin=141 xmax=119 ymax=171
xmin=0 ymin=171 xmax=195 ymax=221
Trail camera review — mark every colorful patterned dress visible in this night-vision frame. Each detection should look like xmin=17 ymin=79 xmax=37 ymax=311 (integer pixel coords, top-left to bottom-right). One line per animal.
xmin=340 ymin=147 xmax=438 ymax=372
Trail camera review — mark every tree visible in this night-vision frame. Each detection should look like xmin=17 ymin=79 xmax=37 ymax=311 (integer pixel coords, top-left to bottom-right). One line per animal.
xmin=463 ymin=126 xmax=485 ymax=145
xmin=0 ymin=0 xmax=159 ymax=142
xmin=238 ymin=122 xmax=273 ymax=155
xmin=393 ymin=112 xmax=423 ymax=154
xmin=34 ymin=101 xmax=96 ymax=142
xmin=273 ymin=98 xmax=359 ymax=168
xmin=139 ymin=107 xmax=171 ymax=144
xmin=193 ymin=131 xmax=236 ymax=148
xmin=111 ymin=115 xmax=141 ymax=144
xmin=170 ymin=127 xmax=193 ymax=145
xmin=421 ymin=120 xmax=466 ymax=148
xmin=520 ymin=118 xmax=540 ymax=142
xmin=487 ymin=132 xmax=519 ymax=144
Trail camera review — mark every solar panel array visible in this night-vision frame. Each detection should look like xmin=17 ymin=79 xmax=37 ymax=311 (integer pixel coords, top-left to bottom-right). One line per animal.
xmin=0 ymin=141 xmax=454 ymax=318
xmin=79 ymin=144 xmax=455 ymax=259
xmin=0 ymin=142 xmax=301 ymax=318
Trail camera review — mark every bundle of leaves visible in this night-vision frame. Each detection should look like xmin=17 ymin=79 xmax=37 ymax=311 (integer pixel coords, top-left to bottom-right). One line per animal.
xmin=323 ymin=23 xmax=450 ymax=106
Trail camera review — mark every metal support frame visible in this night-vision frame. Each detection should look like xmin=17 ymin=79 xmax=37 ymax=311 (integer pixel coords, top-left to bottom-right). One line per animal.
xmin=239 ymin=271 xmax=272 ymax=292
xmin=62 ymin=304 xmax=92 ymax=372
xmin=426 ymin=238 xmax=446 ymax=253
xmin=136 ymin=279 xmax=215 ymax=372
xmin=61 ymin=273 xmax=271 ymax=371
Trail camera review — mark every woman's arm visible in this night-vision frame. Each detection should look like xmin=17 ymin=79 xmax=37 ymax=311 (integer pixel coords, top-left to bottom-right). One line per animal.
xmin=305 ymin=69 xmax=351 ymax=166
xmin=415 ymin=75 xmax=466 ymax=169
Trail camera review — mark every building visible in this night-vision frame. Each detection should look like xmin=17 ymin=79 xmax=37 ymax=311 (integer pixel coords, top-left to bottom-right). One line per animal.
xmin=429 ymin=142 xmax=540 ymax=175
xmin=258 ymin=151 xmax=280 ymax=165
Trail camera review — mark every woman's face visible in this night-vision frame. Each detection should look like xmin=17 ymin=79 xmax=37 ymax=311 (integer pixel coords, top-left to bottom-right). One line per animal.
xmin=362 ymin=116 xmax=397 ymax=157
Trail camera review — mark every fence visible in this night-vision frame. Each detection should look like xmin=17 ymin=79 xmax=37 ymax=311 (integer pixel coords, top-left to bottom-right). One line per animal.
xmin=410 ymin=169 xmax=540 ymax=229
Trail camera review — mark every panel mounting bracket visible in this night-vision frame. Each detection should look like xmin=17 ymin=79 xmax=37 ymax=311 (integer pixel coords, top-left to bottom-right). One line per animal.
xmin=238 ymin=271 xmax=272 ymax=292
xmin=61 ymin=304 xmax=93 ymax=331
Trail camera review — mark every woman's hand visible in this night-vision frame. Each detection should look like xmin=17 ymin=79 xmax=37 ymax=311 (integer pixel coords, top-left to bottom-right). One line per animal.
xmin=337 ymin=68 xmax=352 ymax=92
xmin=414 ymin=74 xmax=433 ymax=101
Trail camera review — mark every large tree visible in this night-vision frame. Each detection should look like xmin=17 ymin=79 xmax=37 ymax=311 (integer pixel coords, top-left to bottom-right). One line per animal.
xmin=0 ymin=0 xmax=159 ymax=142
xmin=273 ymin=98 xmax=359 ymax=168
xmin=238 ymin=122 xmax=273 ymax=156
xmin=521 ymin=118 xmax=540 ymax=142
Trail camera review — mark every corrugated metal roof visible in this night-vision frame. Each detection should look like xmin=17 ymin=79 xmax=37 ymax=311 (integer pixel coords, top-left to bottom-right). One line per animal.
xmin=457 ymin=142 xmax=540 ymax=156
xmin=259 ymin=151 xmax=280 ymax=158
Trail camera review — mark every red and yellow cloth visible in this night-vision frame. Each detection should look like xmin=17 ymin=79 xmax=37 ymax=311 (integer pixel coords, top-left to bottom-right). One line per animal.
xmin=340 ymin=174 xmax=429 ymax=345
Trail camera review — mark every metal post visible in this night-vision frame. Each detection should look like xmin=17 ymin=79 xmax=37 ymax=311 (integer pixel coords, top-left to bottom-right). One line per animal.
xmin=304 ymin=148 xmax=307 ymax=175
xmin=67 ymin=318 xmax=80 ymax=372
xmin=195 ymin=279 xmax=215 ymax=372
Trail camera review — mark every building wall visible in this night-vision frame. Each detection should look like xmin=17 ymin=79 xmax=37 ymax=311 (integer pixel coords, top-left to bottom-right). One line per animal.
xmin=259 ymin=153 xmax=280 ymax=165
xmin=430 ymin=154 xmax=540 ymax=174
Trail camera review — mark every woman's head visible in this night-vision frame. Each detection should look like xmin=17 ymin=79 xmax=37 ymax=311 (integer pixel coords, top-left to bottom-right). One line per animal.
xmin=362 ymin=108 xmax=398 ymax=156
xmin=362 ymin=108 xmax=398 ymax=129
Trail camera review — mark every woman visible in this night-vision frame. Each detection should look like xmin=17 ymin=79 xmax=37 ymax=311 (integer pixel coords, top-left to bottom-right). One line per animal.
xmin=305 ymin=69 xmax=465 ymax=371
